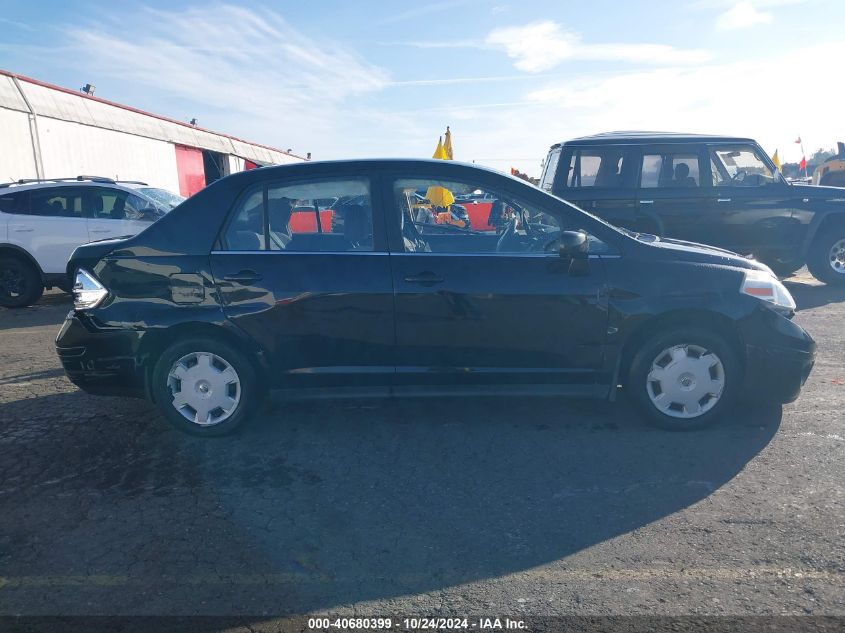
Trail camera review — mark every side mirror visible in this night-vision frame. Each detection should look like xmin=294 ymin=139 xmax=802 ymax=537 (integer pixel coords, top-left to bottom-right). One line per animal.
xmin=559 ymin=230 xmax=588 ymax=258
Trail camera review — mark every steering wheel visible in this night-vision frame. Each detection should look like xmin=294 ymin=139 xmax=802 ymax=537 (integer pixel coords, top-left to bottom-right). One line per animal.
xmin=496 ymin=217 xmax=521 ymax=253
xmin=731 ymin=169 xmax=747 ymax=184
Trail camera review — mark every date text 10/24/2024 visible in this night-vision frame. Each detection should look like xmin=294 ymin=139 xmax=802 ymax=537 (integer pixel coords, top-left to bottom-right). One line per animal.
xmin=307 ymin=617 xmax=527 ymax=630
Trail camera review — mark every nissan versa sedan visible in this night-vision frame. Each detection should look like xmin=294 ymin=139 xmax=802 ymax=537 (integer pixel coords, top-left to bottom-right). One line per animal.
xmin=56 ymin=159 xmax=816 ymax=436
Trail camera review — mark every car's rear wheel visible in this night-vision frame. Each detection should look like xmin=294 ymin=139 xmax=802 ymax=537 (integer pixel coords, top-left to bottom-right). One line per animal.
xmin=807 ymin=227 xmax=845 ymax=285
xmin=151 ymin=337 xmax=261 ymax=436
xmin=627 ymin=327 xmax=740 ymax=430
xmin=0 ymin=256 xmax=43 ymax=308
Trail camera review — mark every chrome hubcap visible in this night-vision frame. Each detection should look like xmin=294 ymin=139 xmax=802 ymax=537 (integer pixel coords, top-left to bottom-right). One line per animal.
xmin=829 ymin=239 xmax=845 ymax=274
xmin=646 ymin=344 xmax=725 ymax=419
xmin=167 ymin=352 xmax=241 ymax=426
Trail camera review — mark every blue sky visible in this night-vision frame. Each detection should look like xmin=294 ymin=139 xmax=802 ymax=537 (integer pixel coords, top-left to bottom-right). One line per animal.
xmin=1 ymin=0 xmax=842 ymax=174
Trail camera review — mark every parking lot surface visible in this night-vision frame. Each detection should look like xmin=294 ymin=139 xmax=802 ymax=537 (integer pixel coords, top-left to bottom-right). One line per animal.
xmin=0 ymin=272 xmax=843 ymax=617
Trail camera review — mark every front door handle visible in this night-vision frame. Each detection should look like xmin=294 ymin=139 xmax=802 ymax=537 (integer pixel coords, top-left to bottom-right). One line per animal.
xmin=639 ymin=200 xmax=654 ymax=204
xmin=90 ymin=229 xmax=113 ymax=234
xmin=13 ymin=228 xmax=34 ymax=232
xmin=717 ymin=198 xmax=732 ymax=203
xmin=404 ymin=271 xmax=444 ymax=286
xmin=223 ymin=269 xmax=263 ymax=283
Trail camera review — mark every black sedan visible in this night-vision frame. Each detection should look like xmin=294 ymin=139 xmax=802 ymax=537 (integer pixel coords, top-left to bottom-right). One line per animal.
xmin=57 ymin=159 xmax=815 ymax=435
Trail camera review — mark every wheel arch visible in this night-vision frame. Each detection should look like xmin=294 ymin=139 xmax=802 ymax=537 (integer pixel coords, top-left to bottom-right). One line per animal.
xmin=617 ymin=309 xmax=745 ymax=387
xmin=138 ymin=321 xmax=270 ymax=402
xmin=802 ymin=211 xmax=845 ymax=257
xmin=0 ymin=243 xmax=44 ymax=281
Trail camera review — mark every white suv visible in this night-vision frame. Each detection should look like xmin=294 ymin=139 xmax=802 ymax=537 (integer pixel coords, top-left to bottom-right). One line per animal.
xmin=0 ymin=177 xmax=183 ymax=308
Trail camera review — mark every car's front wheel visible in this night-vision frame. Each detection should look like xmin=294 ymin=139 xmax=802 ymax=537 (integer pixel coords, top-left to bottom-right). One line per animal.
xmin=151 ymin=337 xmax=262 ymax=436
xmin=627 ymin=327 xmax=741 ymax=430
xmin=807 ymin=226 xmax=845 ymax=285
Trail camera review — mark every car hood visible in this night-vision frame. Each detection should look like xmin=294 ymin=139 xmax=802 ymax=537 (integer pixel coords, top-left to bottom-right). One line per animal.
xmin=790 ymin=183 xmax=845 ymax=201
xmin=643 ymin=236 xmax=770 ymax=272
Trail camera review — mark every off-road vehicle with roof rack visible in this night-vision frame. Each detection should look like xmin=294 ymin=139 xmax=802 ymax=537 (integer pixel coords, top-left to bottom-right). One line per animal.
xmin=540 ymin=132 xmax=845 ymax=284
xmin=0 ymin=176 xmax=182 ymax=307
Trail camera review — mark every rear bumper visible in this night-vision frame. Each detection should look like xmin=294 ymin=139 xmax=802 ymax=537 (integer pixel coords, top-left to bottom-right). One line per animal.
xmin=740 ymin=308 xmax=816 ymax=404
xmin=55 ymin=312 xmax=147 ymax=398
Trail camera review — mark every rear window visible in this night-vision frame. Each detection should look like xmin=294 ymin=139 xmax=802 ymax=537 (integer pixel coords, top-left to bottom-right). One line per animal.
xmin=0 ymin=191 xmax=25 ymax=214
xmin=540 ymin=147 xmax=561 ymax=192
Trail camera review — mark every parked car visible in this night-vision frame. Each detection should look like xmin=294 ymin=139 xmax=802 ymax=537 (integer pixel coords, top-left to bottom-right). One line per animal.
xmin=812 ymin=142 xmax=845 ymax=187
xmin=0 ymin=176 xmax=175 ymax=307
xmin=540 ymin=132 xmax=845 ymax=283
xmin=122 ymin=183 xmax=186 ymax=210
xmin=57 ymin=159 xmax=815 ymax=436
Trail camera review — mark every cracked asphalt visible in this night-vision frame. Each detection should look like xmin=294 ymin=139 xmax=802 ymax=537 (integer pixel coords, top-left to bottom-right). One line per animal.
xmin=0 ymin=271 xmax=843 ymax=618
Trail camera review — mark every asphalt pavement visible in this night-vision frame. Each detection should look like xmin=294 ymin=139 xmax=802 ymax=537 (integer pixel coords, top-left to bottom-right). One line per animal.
xmin=0 ymin=272 xmax=842 ymax=620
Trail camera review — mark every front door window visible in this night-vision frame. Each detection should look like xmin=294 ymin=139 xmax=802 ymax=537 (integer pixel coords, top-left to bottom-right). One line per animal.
xmin=393 ymin=177 xmax=609 ymax=256
xmin=710 ymin=146 xmax=777 ymax=187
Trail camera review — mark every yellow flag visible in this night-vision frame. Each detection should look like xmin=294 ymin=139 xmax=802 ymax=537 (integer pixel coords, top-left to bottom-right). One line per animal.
xmin=428 ymin=135 xmax=454 ymax=206
xmin=771 ymin=149 xmax=782 ymax=171
xmin=444 ymin=126 xmax=453 ymax=160
xmin=432 ymin=137 xmax=448 ymax=160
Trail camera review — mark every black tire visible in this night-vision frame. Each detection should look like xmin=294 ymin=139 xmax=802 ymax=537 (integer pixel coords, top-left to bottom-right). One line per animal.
xmin=0 ymin=256 xmax=44 ymax=308
xmin=806 ymin=226 xmax=845 ymax=285
xmin=626 ymin=327 xmax=741 ymax=431
xmin=150 ymin=337 xmax=262 ymax=436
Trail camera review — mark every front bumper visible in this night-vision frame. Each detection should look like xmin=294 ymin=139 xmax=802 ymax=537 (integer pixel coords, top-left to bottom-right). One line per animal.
xmin=55 ymin=312 xmax=147 ymax=398
xmin=740 ymin=307 xmax=816 ymax=404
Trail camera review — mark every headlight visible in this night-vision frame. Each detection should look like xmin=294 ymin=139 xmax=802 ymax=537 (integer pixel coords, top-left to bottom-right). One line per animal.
xmin=740 ymin=269 xmax=796 ymax=311
xmin=72 ymin=269 xmax=108 ymax=310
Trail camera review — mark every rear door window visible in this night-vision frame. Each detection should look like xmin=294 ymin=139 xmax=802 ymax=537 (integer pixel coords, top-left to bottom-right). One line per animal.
xmin=222 ymin=179 xmax=373 ymax=252
xmin=28 ymin=187 xmax=85 ymax=217
xmin=640 ymin=152 xmax=702 ymax=188
xmin=561 ymin=148 xmax=635 ymax=189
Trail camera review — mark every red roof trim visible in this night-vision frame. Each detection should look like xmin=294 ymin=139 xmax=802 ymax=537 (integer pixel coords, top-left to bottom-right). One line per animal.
xmin=0 ymin=68 xmax=307 ymax=161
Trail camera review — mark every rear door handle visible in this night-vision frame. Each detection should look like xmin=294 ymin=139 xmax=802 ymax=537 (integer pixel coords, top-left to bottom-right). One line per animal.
xmin=90 ymin=229 xmax=113 ymax=234
xmin=639 ymin=200 xmax=654 ymax=204
xmin=717 ymin=198 xmax=732 ymax=203
xmin=404 ymin=272 xmax=444 ymax=286
xmin=12 ymin=228 xmax=34 ymax=232
xmin=223 ymin=269 xmax=263 ymax=283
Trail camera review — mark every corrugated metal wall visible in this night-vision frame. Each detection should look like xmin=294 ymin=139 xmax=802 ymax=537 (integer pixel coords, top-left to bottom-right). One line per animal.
xmin=0 ymin=71 xmax=305 ymax=190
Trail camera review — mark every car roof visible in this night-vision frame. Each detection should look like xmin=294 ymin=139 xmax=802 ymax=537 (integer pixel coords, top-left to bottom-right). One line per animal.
xmin=241 ymin=158 xmax=518 ymax=181
xmin=551 ymin=131 xmax=758 ymax=149
xmin=0 ymin=178 xmax=147 ymax=192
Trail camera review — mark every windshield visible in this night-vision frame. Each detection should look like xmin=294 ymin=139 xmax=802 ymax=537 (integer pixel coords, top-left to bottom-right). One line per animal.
xmin=710 ymin=146 xmax=778 ymax=186
xmin=137 ymin=187 xmax=186 ymax=209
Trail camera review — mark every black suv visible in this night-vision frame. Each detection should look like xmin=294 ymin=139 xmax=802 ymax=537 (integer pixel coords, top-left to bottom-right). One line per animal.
xmin=57 ymin=159 xmax=815 ymax=436
xmin=540 ymin=132 xmax=845 ymax=283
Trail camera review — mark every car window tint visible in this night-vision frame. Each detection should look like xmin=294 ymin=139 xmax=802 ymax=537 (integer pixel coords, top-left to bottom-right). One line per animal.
xmin=223 ymin=179 xmax=372 ymax=252
xmin=710 ymin=146 xmax=776 ymax=187
xmin=540 ymin=147 xmax=561 ymax=191
xmin=641 ymin=153 xmax=700 ymax=188
xmin=87 ymin=189 xmax=132 ymax=220
xmin=28 ymin=188 xmax=85 ymax=218
xmin=0 ymin=192 xmax=25 ymax=213
xmin=223 ymin=190 xmax=265 ymax=251
xmin=563 ymin=148 xmax=632 ymax=189
xmin=393 ymin=177 xmax=609 ymax=255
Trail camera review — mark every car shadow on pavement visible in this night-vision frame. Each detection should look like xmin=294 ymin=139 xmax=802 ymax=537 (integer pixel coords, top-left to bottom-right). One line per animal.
xmin=0 ymin=389 xmax=782 ymax=615
xmin=786 ymin=280 xmax=845 ymax=311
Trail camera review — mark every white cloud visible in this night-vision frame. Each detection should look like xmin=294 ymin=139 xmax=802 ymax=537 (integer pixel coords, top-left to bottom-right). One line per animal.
xmin=60 ymin=5 xmax=392 ymax=157
xmin=486 ymin=21 xmax=711 ymax=73
xmin=454 ymin=41 xmax=845 ymax=173
xmin=716 ymin=2 xmax=773 ymax=29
